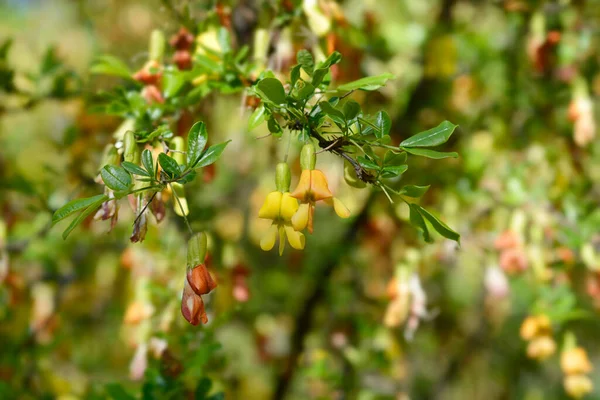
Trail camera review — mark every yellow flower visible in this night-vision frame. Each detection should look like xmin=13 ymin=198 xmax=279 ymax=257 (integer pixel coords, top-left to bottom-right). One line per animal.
xmin=526 ymin=335 xmax=556 ymax=361
xmin=291 ymin=169 xmax=350 ymax=233
xmin=290 ymin=144 xmax=350 ymax=233
xmin=564 ymin=374 xmax=593 ymax=399
xmin=562 ymin=347 xmax=593 ymax=376
xmin=259 ymin=191 xmax=305 ymax=255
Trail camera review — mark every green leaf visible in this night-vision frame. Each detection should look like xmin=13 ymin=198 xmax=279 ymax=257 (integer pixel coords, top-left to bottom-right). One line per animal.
xmin=384 ymin=150 xmax=407 ymax=166
xmin=296 ymin=82 xmax=315 ymax=100
xmin=401 ymin=185 xmax=430 ymax=197
xmin=311 ymin=68 xmax=329 ymax=87
xmin=318 ymin=101 xmax=345 ymax=126
xmin=90 ymin=55 xmax=132 ymax=79
xmin=248 ymin=105 xmax=266 ymax=131
xmin=409 ymin=204 xmax=431 ymax=243
xmin=141 ymin=149 xmax=154 ymax=178
xmin=217 ymin=27 xmax=231 ymax=54
xmin=317 ymin=51 xmax=342 ymax=69
xmin=255 ymin=78 xmax=286 ymax=105
xmin=382 ymin=164 xmax=408 ymax=176
xmin=121 ymin=161 xmax=150 ymax=177
xmin=343 ymin=100 xmax=361 ymax=120
xmin=416 ymin=205 xmax=460 ymax=243
xmin=400 ymin=121 xmax=458 ymax=148
xmin=267 ymin=118 xmax=283 ymax=136
xmin=62 ymin=195 xmax=108 ymax=239
xmin=177 ymin=170 xmax=197 ymax=184
xmin=357 ymin=156 xmax=379 ymax=170
xmin=52 ymin=194 xmax=107 ymax=225
xmin=337 ymin=73 xmax=395 ymax=91
xmin=374 ymin=110 xmax=391 ymax=138
xmin=402 ymin=147 xmax=458 ymax=159
xmin=290 ymin=64 xmax=302 ymax=87
xmin=195 ymin=377 xmax=212 ymax=398
xmin=187 ymin=121 xmax=208 ymax=167
xmin=158 ymin=153 xmax=181 ymax=178
xmin=297 ymin=50 xmax=314 ymax=75
xmin=100 ymin=165 xmax=132 ymax=192
xmin=162 ymin=69 xmax=186 ymax=98
xmin=195 ymin=141 xmax=230 ymax=168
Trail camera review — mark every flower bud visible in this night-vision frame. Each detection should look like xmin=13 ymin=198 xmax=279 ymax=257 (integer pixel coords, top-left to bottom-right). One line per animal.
xmin=300 ymin=143 xmax=316 ymax=171
xmin=187 ymin=233 xmax=208 ymax=269
xmin=275 ymin=162 xmax=291 ymax=193
xmin=123 ymin=131 xmax=140 ymax=164
xmin=149 ymin=29 xmax=166 ymax=63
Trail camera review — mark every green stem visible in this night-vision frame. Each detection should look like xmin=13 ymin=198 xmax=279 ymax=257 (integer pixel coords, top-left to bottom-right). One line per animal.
xmin=169 ymin=183 xmax=194 ymax=235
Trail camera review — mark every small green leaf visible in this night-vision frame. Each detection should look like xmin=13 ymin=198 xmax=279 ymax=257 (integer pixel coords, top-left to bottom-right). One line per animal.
xmin=162 ymin=69 xmax=186 ymax=98
xmin=62 ymin=195 xmax=108 ymax=239
xmin=177 ymin=170 xmax=197 ymax=184
xmin=318 ymin=101 xmax=345 ymax=126
xmin=248 ymin=105 xmax=266 ymax=131
xmin=416 ymin=205 xmax=460 ymax=243
xmin=312 ymin=68 xmax=329 ymax=87
xmin=296 ymin=82 xmax=315 ymax=100
xmin=343 ymin=100 xmax=361 ymax=120
xmin=400 ymin=121 xmax=458 ymax=148
xmin=374 ymin=110 xmax=391 ymax=138
xmin=382 ymin=164 xmax=408 ymax=176
xmin=317 ymin=51 xmax=342 ymax=69
xmin=337 ymin=73 xmax=395 ymax=91
xmin=158 ymin=153 xmax=180 ymax=178
xmin=290 ymin=64 xmax=302 ymax=87
xmin=195 ymin=141 xmax=230 ymax=168
xmin=187 ymin=121 xmax=208 ymax=167
xmin=409 ymin=203 xmax=431 ymax=243
xmin=52 ymin=194 xmax=107 ymax=225
xmin=384 ymin=150 xmax=407 ymax=166
xmin=90 ymin=55 xmax=131 ymax=79
xmin=255 ymin=78 xmax=286 ymax=105
xmin=100 ymin=165 xmax=132 ymax=192
xmin=297 ymin=49 xmax=314 ymax=75
xmin=121 ymin=161 xmax=150 ymax=177
xmin=267 ymin=118 xmax=283 ymax=136
xmin=402 ymin=147 xmax=458 ymax=159
xmin=401 ymin=185 xmax=430 ymax=197
xmin=141 ymin=149 xmax=154 ymax=178
xmin=357 ymin=156 xmax=379 ymax=170
xmin=217 ymin=27 xmax=231 ymax=54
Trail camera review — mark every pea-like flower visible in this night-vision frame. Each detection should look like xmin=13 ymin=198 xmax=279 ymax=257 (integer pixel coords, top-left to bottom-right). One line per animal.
xmin=181 ymin=233 xmax=216 ymax=326
xmin=258 ymin=163 xmax=305 ymax=255
xmin=290 ymin=143 xmax=350 ymax=233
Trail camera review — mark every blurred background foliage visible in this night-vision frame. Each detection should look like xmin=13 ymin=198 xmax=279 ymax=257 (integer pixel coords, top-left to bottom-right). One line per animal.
xmin=1 ymin=0 xmax=600 ymax=399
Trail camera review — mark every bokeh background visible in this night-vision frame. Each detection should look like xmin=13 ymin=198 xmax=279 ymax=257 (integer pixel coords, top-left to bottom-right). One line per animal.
xmin=1 ymin=0 xmax=600 ymax=399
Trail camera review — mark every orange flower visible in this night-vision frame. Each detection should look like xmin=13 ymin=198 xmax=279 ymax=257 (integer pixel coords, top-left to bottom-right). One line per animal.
xmin=181 ymin=233 xmax=215 ymax=325
xmin=187 ymin=264 xmax=217 ymax=296
xmin=290 ymin=144 xmax=350 ymax=233
xmin=181 ymin=278 xmax=208 ymax=326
